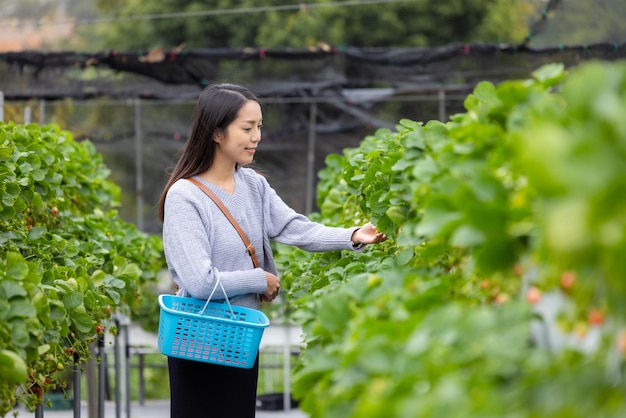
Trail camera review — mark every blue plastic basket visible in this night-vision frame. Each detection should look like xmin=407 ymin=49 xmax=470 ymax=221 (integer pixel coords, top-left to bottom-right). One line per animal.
xmin=157 ymin=294 xmax=269 ymax=369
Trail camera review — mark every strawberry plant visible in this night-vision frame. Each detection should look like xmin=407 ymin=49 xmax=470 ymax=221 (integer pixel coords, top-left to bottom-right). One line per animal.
xmin=0 ymin=123 xmax=165 ymax=415
xmin=276 ymin=61 xmax=626 ymax=417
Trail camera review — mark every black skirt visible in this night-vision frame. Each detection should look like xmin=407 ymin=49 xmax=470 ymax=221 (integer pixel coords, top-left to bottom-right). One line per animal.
xmin=168 ymin=355 xmax=259 ymax=418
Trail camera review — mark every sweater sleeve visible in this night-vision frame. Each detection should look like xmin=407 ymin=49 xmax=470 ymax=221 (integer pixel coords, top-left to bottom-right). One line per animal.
xmin=162 ymin=182 xmax=267 ymax=300
xmin=256 ymin=174 xmax=358 ymax=252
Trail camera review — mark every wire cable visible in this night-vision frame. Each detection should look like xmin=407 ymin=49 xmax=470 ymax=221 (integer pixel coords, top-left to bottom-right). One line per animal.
xmin=21 ymin=0 xmax=416 ymax=27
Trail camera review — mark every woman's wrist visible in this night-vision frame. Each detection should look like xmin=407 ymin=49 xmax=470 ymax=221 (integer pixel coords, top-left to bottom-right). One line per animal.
xmin=351 ymin=228 xmax=365 ymax=249
xmin=351 ymin=241 xmax=366 ymax=250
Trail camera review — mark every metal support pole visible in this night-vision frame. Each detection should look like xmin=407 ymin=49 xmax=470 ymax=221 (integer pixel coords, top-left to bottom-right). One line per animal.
xmin=114 ymin=320 xmax=121 ymax=418
xmin=304 ymin=102 xmax=318 ymax=215
xmin=98 ymin=336 xmax=105 ymax=418
xmin=35 ymin=404 xmax=43 ymax=418
xmin=0 ymin=91 xmax=4 ymax=122
xmin=87 ymin=341 xmax=97 ymax=418
xmin=138 ymin=353 xmax=145 ymax=406
xmin=134 ymin=99 xmax=144 ymax=231
xmin=73 ymin=354 xmax=81 ymax=418
xmin=39 ymin=99 xmax=46 ymax=124
xmin=438 ymin=89 xmax=447 ymax=122
xmin=124 ymin=325 xmax=131 ymax=417
xmin=283 ymin=328 xmax=291 ymax=411
xmin=24 ymin=106 xmax=32 ymax=124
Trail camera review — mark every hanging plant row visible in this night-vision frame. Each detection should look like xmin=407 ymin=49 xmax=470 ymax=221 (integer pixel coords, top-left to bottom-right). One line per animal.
xmin=0 ymin=123 xmax=165 ymax=415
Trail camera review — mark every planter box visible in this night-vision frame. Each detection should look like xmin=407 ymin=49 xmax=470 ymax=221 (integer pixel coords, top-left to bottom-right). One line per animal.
xmin=44 ymin=392 xmax=73 ymax=410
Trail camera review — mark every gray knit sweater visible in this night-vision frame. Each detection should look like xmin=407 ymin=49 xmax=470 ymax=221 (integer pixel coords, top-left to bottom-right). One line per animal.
xmin=162 ymin=167 xmax=360 ymax=309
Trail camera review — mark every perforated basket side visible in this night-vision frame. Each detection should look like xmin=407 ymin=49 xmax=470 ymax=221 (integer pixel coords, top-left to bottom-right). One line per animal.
xmin=157 ymin=294 xmax=269 ymax=369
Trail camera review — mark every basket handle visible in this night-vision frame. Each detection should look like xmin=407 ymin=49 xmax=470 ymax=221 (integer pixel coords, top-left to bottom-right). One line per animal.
xmin=199 ymin=276 xmax=238 ymax=320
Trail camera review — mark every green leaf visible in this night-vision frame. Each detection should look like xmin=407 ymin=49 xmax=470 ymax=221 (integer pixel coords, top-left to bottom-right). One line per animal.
xmin=104 ymin=275 xmax=126 ymax=289
xmin=8 ymin=299 xmax=36 ymax=318
xmin=49 ymin=305 xmax=66 ymax=321
xmin=31 ymin=167 xmax=46 ymax=181
xmin=532 ymin=63 xmax=566 ymax=87
xmin=416 ymin=206 xmax=462 ymax=237
xmin=116 ymin=262 xmax=142 ymax=280
xmin=0 ymin=303 xmax=9 ymax=320
xmin=2 ymin=193 xmax=14 ymax=207
xmin=405 ymin=129 xmax=425 ymax=150
xmin=450 ymin=225 xmax=486 ymax=247
xmin=106 ymin=289 xmax=121 ymax=304
xmin=4 ymin=181 xmax=20 ymax=196
xmin=466 ymin=81 xmax=501 ymax=114
xmin=91 ymin=270 xmax=106 ymax=287
xmin=11 ymin=323 xmax=30 ymax=347
xmin=411 ymin=158 xmax=438 ymax=179
xmin=0 ymin=349 xmax=28 ymax=383
xmin=0 ymin=146 xmax=13 ymax=160
xmin=2 ymin=281 xmax=28 ymax=299
xmin=0 ymin=231 xmax=20 ymax=245
xmin=37 ymin=344 xmax=51 ymax=355
xmin=385 ymin=206 xmax=406 ymax=224
xmin=6 ymin=252 xmax=29 ymax=281
xmin=395 ymin=248 xmax=415 ymax=267
xmin=63 ymin=292 xmax=84 ymax=311
xmin=70 ymin=312 xmax=94 ymax=334
xmin=27 ymin=226 xmax=47 ymax=241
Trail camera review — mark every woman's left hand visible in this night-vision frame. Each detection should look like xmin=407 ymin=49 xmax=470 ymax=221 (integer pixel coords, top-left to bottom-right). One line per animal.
xmin=351 ymin=222 xmax=387 ymax=246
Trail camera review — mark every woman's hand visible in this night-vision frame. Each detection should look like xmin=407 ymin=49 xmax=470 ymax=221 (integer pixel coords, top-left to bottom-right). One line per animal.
xmin=261 ymin=271 xmax=281 ymax=302
xmin=351 ymin=222 xmax=387 ymax=246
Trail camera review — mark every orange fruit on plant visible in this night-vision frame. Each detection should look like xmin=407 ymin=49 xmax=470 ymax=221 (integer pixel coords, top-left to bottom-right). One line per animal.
xmin=560 ymin=271 xmax=576 ymax=291
xmin=526 ymin=286 xmax=541 ymax=304
xmin=617 ymin=331 xmax=626 ymax=356
xmin=587 ymin=309 xmax=605 ymax=326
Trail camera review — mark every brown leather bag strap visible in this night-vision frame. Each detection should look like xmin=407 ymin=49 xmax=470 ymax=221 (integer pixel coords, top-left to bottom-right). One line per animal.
xmin=186 ymin=177 xmax=259 ymax=268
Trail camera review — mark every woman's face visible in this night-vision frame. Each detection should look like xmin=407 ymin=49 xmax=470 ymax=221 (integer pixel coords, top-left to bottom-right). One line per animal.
xmin=214 ymin=99 xmax=263 ymax=167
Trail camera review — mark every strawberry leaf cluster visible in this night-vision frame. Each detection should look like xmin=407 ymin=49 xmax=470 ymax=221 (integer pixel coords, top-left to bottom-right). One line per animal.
xmin=276 ymin=61 xmax=626 ymax=417
xmin=0 ymin=123 xmax=165 ymax=415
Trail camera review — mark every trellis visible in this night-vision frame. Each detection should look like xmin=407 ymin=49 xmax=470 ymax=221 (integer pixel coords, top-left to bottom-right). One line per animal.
xmin=1 ymin=42 xmax=625 ymax=230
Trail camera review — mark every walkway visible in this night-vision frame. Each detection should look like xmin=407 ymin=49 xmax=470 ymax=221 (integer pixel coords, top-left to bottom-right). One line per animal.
xmin=12 ymin=321 xmax=307 ymax=418
xmin=13 ymin=400 xmax=306 ymax=418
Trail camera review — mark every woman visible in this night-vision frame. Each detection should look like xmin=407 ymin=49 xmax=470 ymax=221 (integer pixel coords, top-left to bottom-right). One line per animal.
xmin=158 ymin=83 xmax=386 ymax=417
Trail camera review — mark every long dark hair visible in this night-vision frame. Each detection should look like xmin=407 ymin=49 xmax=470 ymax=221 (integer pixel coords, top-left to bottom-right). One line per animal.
xmin=157 ymin=83 xmax=259 ymax=222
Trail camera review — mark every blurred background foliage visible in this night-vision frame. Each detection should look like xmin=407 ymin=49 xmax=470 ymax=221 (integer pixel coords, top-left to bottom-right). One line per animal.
xmin=0 ymin=0 xmax=624 ymax=51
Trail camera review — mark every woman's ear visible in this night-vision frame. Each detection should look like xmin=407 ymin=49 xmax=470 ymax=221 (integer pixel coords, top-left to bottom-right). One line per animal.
xmin=213 ymin=128 xmax=224 ymax=143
